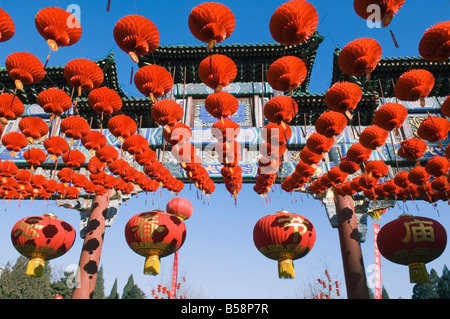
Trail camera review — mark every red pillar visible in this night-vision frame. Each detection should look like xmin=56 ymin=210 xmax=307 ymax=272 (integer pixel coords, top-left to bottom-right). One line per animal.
xmin=334 ymin=193 xmax=370 ymax=299
xmin=72 ymin=190 xmax=111 ymax=299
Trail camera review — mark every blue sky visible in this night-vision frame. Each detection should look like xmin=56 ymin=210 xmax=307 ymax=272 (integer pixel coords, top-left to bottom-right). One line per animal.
xmin=0 ymin=0 xmax=449 ymax=299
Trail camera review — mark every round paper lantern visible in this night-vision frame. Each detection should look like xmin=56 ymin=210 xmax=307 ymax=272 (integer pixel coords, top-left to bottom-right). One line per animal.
xmin=134 ymin=64 xmax=173 ymax=101
xmin=60 ymin=115 xmax=90 ymax=141
xmin=267 ymin=56 xmax=307 ymax=93
xmin=253 ymin=211 xmax=316 ymax=279
xmin=44 ymin=136 xmax=70 ymax=159
xmin=37 ymin=88 xmax=72 ymax=116
xmin=394 ymin=69 xmax=435 ymax=105
xmin=81 ymin=130 xmax=107 ymax=154
xmin=11 ymin=213 xmax=76 ymax=277
xmin=264 ymin=96 xmax=298 ymax=125
xmin=18 ymin=116 xmax=49 ymax=142
xmin=346 ymin=142 xmax=372 ymax=164
xmin=113 ymin=15 xmax=160 ymax=62
xmin=151 ymin=99 xmax=184 ymax=127
xmin=314 ymin=111 xmax=348 ymax=138
xmin=419 ymin=21 xmax=450 ymax=62
xmin=107 ymin=114 xmax=138 ymax=141
xmin=188 ymin=2 xmax=235 ymax=50
xmin=204 ymin=91 xmax=239 ymax=119
xmin=365 ymin=160 xmax=389 ymax=178
xmin=377 ymin=215 xmax=447 ymax=283
xmin=306 ymin=132 xmax=335 ymax=155
xmin=5 ymin=52 xmax=46 ymax=90
xmin=122 ymin=134 xmax=149 ymax=156
xmin=35 ymin=7 xmax=82 ymax=51
xmin=408 ymin=166 xmax=431 ymax=186
xmin=23 ymin=148 xmax=47 ymax=168
xmin=441 ymin=96 xmax=450 ymax=118
xmin=62 ymin=149 xmax=86 ymax=169
xmin=373 ymin=103 xmax=408 ymax=131
xmin=425 ymin=156 xmax=450 ymax=177
xmin=269 ymin=0 xmax=319 ymax=46
xmin=198 ymin=54 xmax=237 ymax=92
xmin=353 ymin=0 xmax=405 ymax=27
xmin=125 ymin=210 xmax=186 ymax=275
xmin=417 ymin=116 xmax=450 ymax=144
xmin=95 ymin=145 xmax=119 ymax=163
xmin=324 ymin=81 xmax=363 ymax=115
xmin=88 ymin=87 xmax=122 ymax=117
xmin=1 ymin=132 xmax=28 ymax=156
xmin=338 ymin=38 xmax=382 ymax=78
xmin=0 ymin=92 xmax=25 ymax=120
xmin=0 ymin=8 xmax=15 ymax=43
xmin=64 ymin=58 xmax=104 ymax=93
xmin=359 ymin=125 xmax=389 ymax=150
xmin=211 ymin=119 xmax=240 ymax=143
xmin=398 ymin=138 xmax=428 ymax=162
xmin=394 ymin=171 xmax=412 ymax=188
xmin=163 ymin=122 xmax=192 ymax=146
xmin=166 ymin=197 xmax=193 ymax=221
xmin=339 ymin=157 xmax=361 ymax=174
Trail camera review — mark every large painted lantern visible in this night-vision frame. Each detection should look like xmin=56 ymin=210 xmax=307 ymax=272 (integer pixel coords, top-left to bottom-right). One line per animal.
xmin=253 ymin=211 xmax=316 ymax=279
xmin=125 ymin=210 xmax=186 ymax=275
xmin=166 ymin=197 xmax=193 ymax=221
xmin=11 ymin=213 xmax=76 ymax=277
xmin=377 ymin=215 xmax=447 ymax=283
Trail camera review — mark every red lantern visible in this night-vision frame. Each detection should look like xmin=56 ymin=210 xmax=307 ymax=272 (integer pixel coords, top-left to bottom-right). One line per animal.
xmin=417 ymin=116 xmax=450 ymax=144
xmin=125 ymin=210 xmax=186 ymax=275
xmin=62 ymin=149 xmax=86 ymax=169
xmin=211 ymin=119 xmax=240 ymax=143
xmin=18 ymin=116 xmax=49 ymax=142
xmin=166 ymin=197 xmax=193 ymax=221
xmin=365 ymin=160 xmax=389 ymax=179
xmin=44 ymin=136 xmax=70 ymax=160
xmin=267 ymin=56 xmax=307 ymax=93
xmin=96 ymin=145 xmax=119 ymax=163
xmin=377 ymin=215 xmax=447 ymax=283
xmin=269 ymin=0 xmax=318 ymax=46
xmin=394 ymin=69 xmax=435 ymax=105
xmin=163 ymin=123 xmax=192 ymax=146
xmin=0 ymin=8 xmax=15 ymax=43
xmin=324 ymin=81 xmax=362 ymax=115
xmin=306 ymin=132 xmax=335 ymax=155
xmin=408 ymin=166 xmax=431 ymax=186
xmin=425 ymin=156 xmax=450 ymax=177
xmin=353 ymin=0 xmax=405 ymax=27
xmin=419 ymin=21 xmax=450 ymax=62
xmin=5 ymin=52 xmax=46 ymax=90
xmin=359 ymin=125 xmax=389 ymax=150
xmin=23 ymin=148 xmax=47 ymax=169
xmin=253 ymin=211 xmax=316 ymax=279
xmin=35 ymin=7 xmax=82 ymax=51
xmin=264 ymin=96 xmax=298 ymax=125
xmin=188 ymin=2 xmax=235 ymax=50
xmin=1 ymin=132 xmax=28 ymax=157
xmin=88 ymin=156 xmax=106 ymax=174
xmin=134 ymin=148 xmax=157 ymax=166
xmin=346 ymin=142 xmax=372 ymax=164
xmin=88 ymin=87 xmax=122 ymax=117
xmin=373 ymin=103 xmax=408 ymax=131
xmin=64 ymin=58 xmax=104 ymax=93
xmin=394 ymin=171 xmax=412 ymax=188
xmin=151 ymin=99 xmax=184 ymax=127
xmin=314 ymin=111 xmax=348 ymax=138
xmin=441 ymin=96 xmax=450 ymax=118
xmin=134 ymin=65 xmax=173 ymax=102
xmin=339 ymin=157 xmax=361 ymax=174
xmin=122 ymin=134 xmax=149 ymax=156
xmin=37 ymin=88 xmax=72 ymax=116
xmin=204 ymin=91 xmax=239 ymax=119
xmin=0 ymin=92 xmax=24 ymax=120
xmin=397 ymin=138 xmax=428 ymax=162
xmin=338 ymin=38 xmax=382 ymax=79
xmin=11 ymin=213 xmax=76 ymax=277
xmin=198 ymin=54 xmax=237 ymax=92
xmin=113 ymin=15 xmax=160 ymax=62
xmin=81 ymin=130 xmax=107 ymax=154
xmin=107 ymin=114 xmax=138 ymax=141
xmin=60 ymin=115 xmax=90 ymax=142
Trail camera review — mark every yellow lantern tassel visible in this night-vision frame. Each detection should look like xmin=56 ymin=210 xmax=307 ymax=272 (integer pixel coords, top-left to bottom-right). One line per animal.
xmin=368 ymin=210 xmax=382 ymax=222
xmin=26 ymin=258 xmax=45 ymax=277
xmin=278 ymin=259 xmax=295 ymax=279
xmin=409 ymin=263 xmax=429 ymax=283
xmin=144 ymin=255 xmax=160 ymax=275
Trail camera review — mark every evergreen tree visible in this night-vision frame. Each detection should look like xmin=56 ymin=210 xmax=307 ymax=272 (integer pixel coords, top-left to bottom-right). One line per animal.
xmin=122 ymin=274 xmax=146 ymax=299
xmin=381 ymin=286 xmax=390 ymax=299
xmin=108 ymin=278 xmax=120 ymax=299
xmin=93 ymin=265 xmax=105 ymax=299
xmin=412 ymin=268 xmax=441 ymax=299
xmin=437 ymin=265 xmax=450 ymax=299
xmin=50 ymin=271 xmax=75 ymax=299
xmin=0 ymin=256 xmax=54 ymax=299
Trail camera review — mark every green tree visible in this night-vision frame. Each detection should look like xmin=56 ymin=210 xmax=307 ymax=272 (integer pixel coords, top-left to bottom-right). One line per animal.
xmin=50 ymin=271 xmax=74 ymax=299
xmin=93 ymin=265 xmax=105 ymax=299
xmin=0 ymin=256 xmax=54 ymax=299
xmin=108 ymin=278 xmax=120 ymax=299
xmin=122 ymin=274 xmax=146 ymax=299
xmin=412 ymin=268 xmax=441 ymax=299
xmin=381 ymin=286 xmax=390 ymax=299
xmin=437 ymin=265 xmax=450 ymax=299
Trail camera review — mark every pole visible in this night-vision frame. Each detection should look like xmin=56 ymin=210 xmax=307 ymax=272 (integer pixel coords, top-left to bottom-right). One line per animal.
xmin=334 ymin=193 xmax=370 ymax=299
xmin=72 ymin=190 xmax=112 ymax=299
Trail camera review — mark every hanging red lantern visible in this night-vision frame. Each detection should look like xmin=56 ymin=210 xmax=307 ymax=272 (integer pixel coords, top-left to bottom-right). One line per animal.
xmin=394 ymin=69 xmax=435 ymax=106
xmin=35 ymin=7 xmax=82 ymax=51
xmin=359 ymin=125 xmax=389 ymax=150
xmin=299 ymin=146 xmax=323 ymax=165
xmin=64 ymin=58 xmax=104 ymax=94
xmin=0 ymin=92 xmax=24 ymax=120
xmin=88 ymin=87 xmax=122 ymax=118
xmin=166 ymin=197 xmax=193 ymax=220
xmin=350 ymin=176 xmax=364 ymax=193
xmin=96 ymin=145 xmax=119 ymax=164
xmin=113 ymin=15 xmax=160 ymax=63
xmin=358 ymin=173 xmax=380 ymax=190
xmin=377 ymin=215 xmax=447 ymax=283
xmin=60 ymin=115 xmax=90 ymax=142
xmin=134 ymin=65 xmax=173 ymax=102
xmin=327 ymin=166 xmax=349 ymax=185
xmin=107 ymin=114 xmax=138 ymax=142
xmin=346 ymin=142 xmax=372 ymax=164
xmin=88 ymin=156 xmax=106 ymax=174
xmin=188 ymin=2 xmax=235 ymax=50
xmin=36 ymin=88 xmax=72 ymax=116
xmin=211 ymin=119 xmax=240 ymax=143
xmin=419 ymin=21 xmax=450 ymax=62
xmin=269 ymin=0 xmax=318 ymax=46
xmin=43 ymin=136 xmax=70 ymax=160
xmin=81 ymin=131 xmax=107 ymax=154
xmin=264 ymin=96 xmax=298 ymax=125
xmin=18 ymin=116 xmax=49 ymax=143
xmin=338 ymin=38 xmax=382 ymax=79
xmin=253 ymin=211 xmax=316 ymax=279
xmin=417 ymin=116 xmax=450 ymax=144
xmin=1 ymin=132 xmax=28 ymax=157
xmin=397 ymin=138 xmax=428 ymax=162
xmin=62 ymin=149 xmax=86 ymax=169
xmin=134 ymin=148 xmax=157 ymax=166
xmin=373 ymin=103 xmax=408 ymax=131
xmin=151 ymin=99 xmax=184 ymax=127
xmin=353 ymin=0 xmax=405 ymax=27
xmin=267 ymin=56 xmax=307 ymax=93
xmin=408 ymin=166 xmax=431 ymax=186
xmin=122 ymin=134 xmax=149 ymax=156
xmin=57 ymin=167 xmax=76 ymax=184
xmin=0 ymin=8 xmax=15 ymax=43
xmin=314 ymin=111 xmax=348 ymax=138
xmin=425 ymin=156 xmax=450 ymax=177
xmin=198 ymin=54 xmax=237 ymax=92
xmin=125 ymin=210 xmax=186 ymax=275
xmin=23 ymin=148 xmax=47 ymax=169
xmin=295 ymin=161 xmax=317 ymax=179
xmin=5 ymin=52 xmax=46 ymax=90
xmin=205 ymin=91 xmax=239 ymax=119
xmin=365 ymin=160 xmax=389 ymax=179
xmin=306 ymin=132 xmax=335 ymax=155
xmin=324 ymin=81 xmax=363 ymax=116
xmin=11 ymin=213 xmax=76 ymax=277
xmin=339 ymin=157 xmax=361 ymax=174
xmin=394 ymin=171 xmax=412 ymax=188
xmin=441 ymin=96 xmax=450 ymax=118
xmin=163 ymin=123 xmax=192 ymax=146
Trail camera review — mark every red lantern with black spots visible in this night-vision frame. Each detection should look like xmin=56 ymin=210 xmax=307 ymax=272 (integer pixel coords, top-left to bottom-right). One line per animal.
xmin=377 ymin=215 xmax=447 ymax=283
xmin=125 ymin=210 xmax=186 ymax=276
xmin=253 ymin=211 xmax=316 ymax=279
xmin=11 ymin=213 xmax=76 ymax=277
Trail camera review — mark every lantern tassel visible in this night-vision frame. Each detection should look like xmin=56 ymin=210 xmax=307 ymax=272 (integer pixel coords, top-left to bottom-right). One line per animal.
xmin=26 ymin=258 xmax=45 ymax=277
xmin=278 ymin=259 xmax=295 ymax=279
xmin=144 ymin=255 xmax=160 ymax=275
xmin=409 ymin=263 xmax=429 ymax=283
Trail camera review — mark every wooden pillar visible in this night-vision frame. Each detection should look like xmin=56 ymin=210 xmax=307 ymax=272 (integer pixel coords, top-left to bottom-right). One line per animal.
xmin=72 ymin=190 xmax=111 ymax=299
xmin=334 ymin=193 xmax=370 ymax=299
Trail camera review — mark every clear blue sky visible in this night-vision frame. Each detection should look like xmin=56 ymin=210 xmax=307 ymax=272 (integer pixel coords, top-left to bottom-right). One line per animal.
xmin=0 ymin=0 xmax=449 ymax=299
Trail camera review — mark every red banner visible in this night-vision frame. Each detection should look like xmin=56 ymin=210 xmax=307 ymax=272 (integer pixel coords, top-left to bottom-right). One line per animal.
xmin=373 ymin=223 xmax=382 ymax=299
